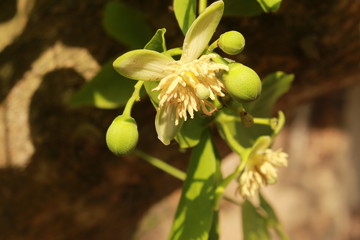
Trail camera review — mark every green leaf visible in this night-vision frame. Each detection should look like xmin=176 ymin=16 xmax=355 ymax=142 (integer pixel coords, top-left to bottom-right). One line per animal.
xmin=245 ymin=72 xmax=294 ymax=117
xmin=242 ymin=200 xmax=270 ymax=240
xmin=223 ymin=0 xmax=263 ymax=17
xmin=103 ymin=1 xmax=151 ymax=49
xmin=208 ymin=210 xmax=220 ymax=240
xmin=69 ymin=29 xmax=167 ymax=109
xmin=260 ymin=194 xmax=290 ymax=240
xmin=173 ymin=0 xmax=197 ymax=35
xmin=216 ymin=109 xmax=270 ymax=150
xmin=256 ymin=0 xmax=282 ymax=13
xmin=169 ymin=130 xmax=217 ymax=240
xmin=175 ymin=115 xmax=209 ymax=148
xmin=144 ymin=28 xmax=167 ymax=52
xmin=69 ymin=59 xmax=136 ymax=109
xmin=216 ymin=72 xmax=292 ymax=150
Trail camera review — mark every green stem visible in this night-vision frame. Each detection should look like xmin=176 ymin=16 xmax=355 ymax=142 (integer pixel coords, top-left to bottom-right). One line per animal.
xmin=134 ymin=149 xmax=244 ymax=206
xmin=133 ymin=149 xmax=186 ymax=181
xmin=164 ymin=47 xmax=183 ymax=57
xmin=215 ymin=115 xmax=245 ymax=155
xmin=253 ymin=117 xmax=272 ymax=126
xmin=122 ymin=81 xmax=144 ymax=116
xmin=198 ymin=0 xmax=207 ymax=14
xmin=214 ymin=154 xmax=248 ymax=210
xmin=207 ymin=40 xmax=219 ymax=53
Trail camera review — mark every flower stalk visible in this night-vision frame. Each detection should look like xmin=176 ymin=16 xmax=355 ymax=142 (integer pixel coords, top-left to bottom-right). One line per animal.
xmin=123 ymin=81 xmax=144 ymax=116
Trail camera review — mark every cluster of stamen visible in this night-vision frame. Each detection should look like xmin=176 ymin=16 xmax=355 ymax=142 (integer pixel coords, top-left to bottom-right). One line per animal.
xmin=153 ymin=54 xmax=229 ymax=125
xmin=238 ymin=149 xmax=288 ymax=198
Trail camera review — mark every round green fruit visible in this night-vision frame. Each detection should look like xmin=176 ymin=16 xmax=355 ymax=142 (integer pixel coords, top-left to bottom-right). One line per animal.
xmin=218 ymin=31 xmax=245 ymax=55
xmin=222 ymin=63 xmax=262 ymax=103
xmin=106 ymin=115 xmax=139 ymax=155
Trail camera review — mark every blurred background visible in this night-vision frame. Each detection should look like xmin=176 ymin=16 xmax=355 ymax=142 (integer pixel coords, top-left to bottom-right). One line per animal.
xmin=0 ymin=0 xmax=359 ymax=239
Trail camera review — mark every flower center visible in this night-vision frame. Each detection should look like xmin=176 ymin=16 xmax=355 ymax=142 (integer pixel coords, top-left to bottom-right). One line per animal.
xmin=238 ymin=149 xmax=288 ymax=198
xmin=153 ymin=54 xmax=229 ymax=125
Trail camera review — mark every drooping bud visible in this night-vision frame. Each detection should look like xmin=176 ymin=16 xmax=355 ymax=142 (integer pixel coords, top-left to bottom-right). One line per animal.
xmin=218 ymin=31 xmax=245 ymax=55
xmin=106 ymin=115 xmax=139 ymax=155
xmin=222 ymin=63 xmax=262 ymax=103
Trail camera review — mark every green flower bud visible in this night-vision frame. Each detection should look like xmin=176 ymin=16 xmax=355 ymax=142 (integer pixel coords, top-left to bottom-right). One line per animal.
xmin=195 ymin=83 xmax=210 ymax=100
xmin=106 ymin=115 xmax=138 ymax=155
xmin=218 ymin=31 xmax=245 ymax=55
xmin=222 ymin=63 xmax=262 ymax=103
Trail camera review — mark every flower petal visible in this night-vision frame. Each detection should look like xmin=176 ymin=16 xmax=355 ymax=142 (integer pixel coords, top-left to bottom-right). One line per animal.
xmin=155 ymin=105 xmax=184 ymax=145
xmin=180 ymin=1 xmax=224 ymax=62
xmin=113 ymin=49 xmax=174 ymax=81
xmin=248 ymin=136 xmax=271 ymax=159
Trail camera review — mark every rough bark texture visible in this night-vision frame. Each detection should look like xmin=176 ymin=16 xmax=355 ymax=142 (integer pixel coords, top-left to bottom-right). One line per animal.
xmin=0 ymin=0 xmax=359 ymax=239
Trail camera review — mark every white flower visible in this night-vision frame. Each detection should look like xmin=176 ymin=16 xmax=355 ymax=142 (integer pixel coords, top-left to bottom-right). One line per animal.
xmin=238 ymin=136 xmax=288 ymax=198
xmin=113 ymin=1 xmax=228 ymax=145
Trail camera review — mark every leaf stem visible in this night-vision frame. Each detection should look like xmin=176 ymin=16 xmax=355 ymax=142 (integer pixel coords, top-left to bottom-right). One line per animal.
xmin=133 ymin=149 xmax=186 ymax=181
xmin=207 ymin=40 xmax=219 ymax=53
xmin=122 ymin=81 xmax=144 ymax=116
xmin=253 ymin=117 xmax=272 ymax=126
xmin=134 ymin=149 xmax=244 ymax=206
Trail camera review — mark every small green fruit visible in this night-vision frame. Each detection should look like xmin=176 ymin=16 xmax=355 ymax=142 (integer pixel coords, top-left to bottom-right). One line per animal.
xmin=106 ymin=115 xmax=138 ymax=155
xmin=218 ymin=31 xmax=245 ymax=55
xmin=222 ymin=63 xmax=262 ymax=103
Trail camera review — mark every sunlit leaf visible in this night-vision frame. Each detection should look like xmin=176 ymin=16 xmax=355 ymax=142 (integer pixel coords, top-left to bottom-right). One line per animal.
xmin=169 ymin=131 xmax=217 ymax=240
xmin=256 ymin=0 xmax=282 ymax=13
xmin=175 ymin=115 xmax=209 ymax=148
xmin=173 ymin=0 xmax=197 ymax=35
xmin=242 ymin=200 xmax=270 ymax=240
xmin=223 ymin=0 xmax=263 ymax=17
xmin=69 ymin=59 xmax=136 ymax=109
xmin=103 ymin=1 xmax=151 ymax=49
xmin=245 ymin=72 xmax=294 ymax=117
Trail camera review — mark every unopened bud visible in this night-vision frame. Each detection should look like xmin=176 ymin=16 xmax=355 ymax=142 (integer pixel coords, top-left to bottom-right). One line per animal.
xmin=106 ymin=115 xmax=138 ymax=155
xmin=195 ymin=84 xmax=210 ymax=100
xmin=218 ymin=31 xmax=245 ymax=55
xmin=222 ymin=63 xmax=262 ymax=103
